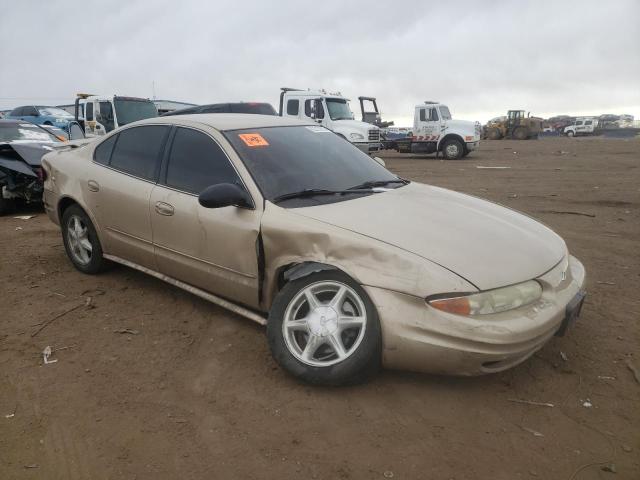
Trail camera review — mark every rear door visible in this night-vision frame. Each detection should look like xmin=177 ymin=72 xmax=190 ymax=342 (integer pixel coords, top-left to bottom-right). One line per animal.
xmin=149 ymin=126 xmax=262 ymax=307
xmin=86 ymin=124 xmax=170 ymax=268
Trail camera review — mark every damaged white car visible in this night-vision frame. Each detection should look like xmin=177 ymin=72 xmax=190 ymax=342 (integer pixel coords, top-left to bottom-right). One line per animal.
xmin=41 ymin=114 xmax=586 ymax=385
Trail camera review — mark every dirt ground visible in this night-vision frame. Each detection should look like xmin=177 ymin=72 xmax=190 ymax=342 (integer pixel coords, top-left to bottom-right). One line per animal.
xmin=1 ymin=137 xmax=638 ymax=480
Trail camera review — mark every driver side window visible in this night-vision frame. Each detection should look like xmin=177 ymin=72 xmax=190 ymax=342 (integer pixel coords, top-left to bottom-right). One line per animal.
xmin=304 ymin=99 xmax=324 ymax=119
xmin=164 ymin=127 xmax=241 ymax=195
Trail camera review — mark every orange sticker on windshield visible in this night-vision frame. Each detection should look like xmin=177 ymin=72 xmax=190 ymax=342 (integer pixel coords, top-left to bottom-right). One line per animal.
xmin=238 ymin=133 xmax=269 ymax=147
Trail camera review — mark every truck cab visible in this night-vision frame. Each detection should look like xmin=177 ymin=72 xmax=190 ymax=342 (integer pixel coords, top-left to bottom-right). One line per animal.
xmin=564 ymin=117 xmax=597 ymax=137
xmin=406 ymin=102 xmax=481 ymax=159
xmin=279 ymin=88 xmax=380 ymax=154
xmin=74 ymin=94 xmax=158 ymax=137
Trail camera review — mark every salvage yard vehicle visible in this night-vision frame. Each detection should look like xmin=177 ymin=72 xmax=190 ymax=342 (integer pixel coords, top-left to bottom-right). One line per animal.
xmin=485 ymin=110 xmax=542 ymax=140
xmin=0 ymin=119 xmax=63 ymax=214
xmin=564 ymin=117 xmax=598 ymax=137
xmin=390 ymin=102 xmax=481 ymax=159
xmin=279 ymin=88 xmax=380 ymax=154
xmin=162 ymin=102 xmax=277 ymax=117
xmin=73 ymin=93 xmax=158 ymax=137
xmin=7 ymin=105 xmax=76 ymax=132
xmin=41 ymin=114 xmax=586 ymax=385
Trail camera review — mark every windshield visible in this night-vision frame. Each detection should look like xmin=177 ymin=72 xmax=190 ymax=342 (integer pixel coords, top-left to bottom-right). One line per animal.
xmin=37 ymin=106 xmax=73 ymax=118
xmin=113 ymin=98 xmax=158 ymax=126
xmin=438 ymin=106 xmax=452 ymax=121
xmin=326 ymin=98 xmax=354 ymax=121
xmin=0 ymin=123 xmax=61 ymax=143
xmin=224 ymin=126 xmax=400 ymax=207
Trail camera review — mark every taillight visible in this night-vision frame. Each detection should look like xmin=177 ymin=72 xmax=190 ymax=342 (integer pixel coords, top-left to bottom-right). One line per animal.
xmin=36 ymin=167 xmax=47 ymax=182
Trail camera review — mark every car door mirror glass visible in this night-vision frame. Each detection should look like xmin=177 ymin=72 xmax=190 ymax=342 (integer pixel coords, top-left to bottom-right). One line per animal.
xmin=198 ymin=183 xmax=252 ymax=209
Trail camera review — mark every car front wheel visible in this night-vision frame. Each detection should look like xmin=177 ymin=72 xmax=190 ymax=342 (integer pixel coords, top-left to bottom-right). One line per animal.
xmin=61 ymin=204 xmax=109 ymax=274
xmin=267 ymin=270 xmax=381 ymax=385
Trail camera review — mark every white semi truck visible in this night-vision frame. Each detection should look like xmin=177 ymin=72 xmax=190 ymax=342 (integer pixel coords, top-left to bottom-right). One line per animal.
xmin=278 ymin=88 xmax=380 ymax=154
xmin=390 ymin=101 xmax=481 ymax=159
xmin=72 ymin=94 xmax=158 ymax=137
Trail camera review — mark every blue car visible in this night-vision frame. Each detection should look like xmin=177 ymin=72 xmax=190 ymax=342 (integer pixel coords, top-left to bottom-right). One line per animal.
xmin=7 ymin=105 xmax=75 ymax=132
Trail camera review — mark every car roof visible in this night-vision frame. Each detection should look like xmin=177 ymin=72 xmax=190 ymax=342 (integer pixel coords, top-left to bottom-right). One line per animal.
xmin=133 ymin=113 xmax=316 ymax=131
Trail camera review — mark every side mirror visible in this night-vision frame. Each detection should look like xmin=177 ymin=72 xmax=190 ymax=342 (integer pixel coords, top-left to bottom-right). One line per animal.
xmin=373 ymin=156 xmax=386 ymax=167
xmin=198 ymin=183 xmax=253 ymax=209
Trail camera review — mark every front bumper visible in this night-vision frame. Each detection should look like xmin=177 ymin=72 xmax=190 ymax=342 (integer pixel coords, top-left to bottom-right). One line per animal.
xmin=353 ymin=142 xmax=380 ymax=154
xmin=365 ymin=255 xmax=586 ymax=375
xmin=465 ymin=140 xmax=480 ymax=151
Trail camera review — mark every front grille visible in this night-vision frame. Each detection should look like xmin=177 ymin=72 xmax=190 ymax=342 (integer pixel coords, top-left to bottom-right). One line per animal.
xmin=368 ymin=129 xmax=380 ymax=141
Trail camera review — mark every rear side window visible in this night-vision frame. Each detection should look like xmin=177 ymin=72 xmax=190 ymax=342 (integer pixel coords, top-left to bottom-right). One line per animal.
xmin=94 ymin=134 xmax=117 ymax=165
xmin=576 ymin=121 xmax=583 ymax=125
xmin=287 ymin=100 xmax=299 ymax=115
xmin=10 ymin=107 xmax=23 ymax=116
xmin=164 ymin=127 xmax=240 ymax=194
xmin=585 ymin=120 xmax=592 ymax=125
xmin=419 ymin=109 xmax=426 ymax=121
xmin=109 ymin=125 xmax=169 ymax=180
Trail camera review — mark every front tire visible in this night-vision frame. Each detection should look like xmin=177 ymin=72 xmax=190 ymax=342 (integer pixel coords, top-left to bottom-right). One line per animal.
xmin=441 ymin=138 xmax=464 ymax=159
xmin=61 ymin=204 xmax=109 ymax=274
xmin=567 ymin=130 xmax=575 ymax=137
xmin=487 ymin=128 xmax=502 ymax=140
xmin=513 ymin=127 xmax=529 ymax=140
xmin=267 ymin=270 xmax=381 ymax=385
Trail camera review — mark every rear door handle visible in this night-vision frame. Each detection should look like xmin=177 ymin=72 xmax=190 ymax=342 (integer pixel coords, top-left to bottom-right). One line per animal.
xmin=155 ymin=201 xmax=174 ymax=216
xmin=87 ymin=180 xmax=100 ymax=192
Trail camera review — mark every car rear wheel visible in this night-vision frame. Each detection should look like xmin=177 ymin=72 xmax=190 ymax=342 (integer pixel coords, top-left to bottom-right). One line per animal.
xmin=441 ymin=139 xmax=464 ymax=159
xmin=61 ymin=205 xmax=109 ymax=274
xmin=267 ymin=270 xmax=381 ymax=385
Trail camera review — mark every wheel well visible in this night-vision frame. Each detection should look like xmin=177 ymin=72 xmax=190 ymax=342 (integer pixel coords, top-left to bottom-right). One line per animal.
xmin=270 ymin=261 xmax=340 ymax=301
xmin=57 ymin=197 xmax=79 ymax=222
xmin=43 ymin=121 xmax=53 ymax=126
xmin=438 ymin=133 xmax=465 ymax=150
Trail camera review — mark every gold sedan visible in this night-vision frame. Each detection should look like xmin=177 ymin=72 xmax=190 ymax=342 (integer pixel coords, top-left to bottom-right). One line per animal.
xmin=41 ymin=114 xmax=586 ymax=385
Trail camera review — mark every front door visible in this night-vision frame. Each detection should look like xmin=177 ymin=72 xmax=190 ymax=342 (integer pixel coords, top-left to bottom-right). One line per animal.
xmin=150 ymin=126 xmax=262 ymax=308
xmin=417 ymin=106 xmax=440 ymax=141
xmin=86 ymin=124 xmax=170 ymax=268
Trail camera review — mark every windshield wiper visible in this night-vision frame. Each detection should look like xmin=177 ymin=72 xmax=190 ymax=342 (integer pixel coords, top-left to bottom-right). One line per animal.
xmin=347 ymin=178 xmax=409 ymax=190
xmin=272 ymin=188 xmax=374 ymax=204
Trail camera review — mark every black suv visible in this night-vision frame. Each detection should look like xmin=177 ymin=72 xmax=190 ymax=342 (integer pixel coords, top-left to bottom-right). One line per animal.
xmin=162 ymin=102 xmax=276 ymax=117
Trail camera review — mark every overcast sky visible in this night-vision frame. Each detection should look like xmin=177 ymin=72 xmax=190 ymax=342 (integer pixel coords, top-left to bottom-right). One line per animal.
xmin=1 ymin=0 xmax=639 ymax=125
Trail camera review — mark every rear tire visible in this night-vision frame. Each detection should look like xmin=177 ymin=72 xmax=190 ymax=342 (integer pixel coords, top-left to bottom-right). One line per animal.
xmin=267 ymin=270 xmax=381 ymax=386
xmin=441 ymin=138 xmax=464 ymax=159
xmin=61 ymin=204 xmax=109 ymax=274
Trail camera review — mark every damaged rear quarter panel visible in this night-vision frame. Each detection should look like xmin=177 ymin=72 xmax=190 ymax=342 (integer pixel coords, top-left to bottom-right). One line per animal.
xmin=260 ymin=202 xmax=475 ymax=310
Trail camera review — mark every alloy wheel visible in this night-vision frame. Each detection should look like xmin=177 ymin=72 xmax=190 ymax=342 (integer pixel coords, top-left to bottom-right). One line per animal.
xmin=282 ymin=281 xmax=367 ymax=367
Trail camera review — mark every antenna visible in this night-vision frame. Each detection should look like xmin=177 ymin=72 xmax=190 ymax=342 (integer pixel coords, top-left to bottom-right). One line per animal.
xmin=152 ymin=80 xmax=156 ymax=100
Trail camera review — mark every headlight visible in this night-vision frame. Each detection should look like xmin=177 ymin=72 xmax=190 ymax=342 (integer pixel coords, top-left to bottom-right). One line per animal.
xmin=427 ymin=280 xmax=542 ymax=315
xmin=349 ymin=133 xmax=365 ymax=140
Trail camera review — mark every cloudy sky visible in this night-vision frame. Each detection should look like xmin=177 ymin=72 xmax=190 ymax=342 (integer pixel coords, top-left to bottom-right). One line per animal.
xmin=1 ymin=0 xmax=639 ymax=126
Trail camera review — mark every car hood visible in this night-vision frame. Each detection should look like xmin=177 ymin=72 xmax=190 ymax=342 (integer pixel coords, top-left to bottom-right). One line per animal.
xmin=290 ymin=182 xmax=566 ymax=290
xmin=332 ymin=119 xmax=377 ymax=135
xmin=444 ymin=119 xmax=477 ymax=135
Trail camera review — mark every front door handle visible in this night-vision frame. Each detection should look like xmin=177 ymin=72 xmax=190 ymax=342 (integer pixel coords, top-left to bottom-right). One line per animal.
xmin=87 ymin=180 xmax=100 ymax=192
xmin=155 ymin=201 xmax=175 ymax=216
